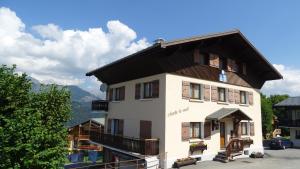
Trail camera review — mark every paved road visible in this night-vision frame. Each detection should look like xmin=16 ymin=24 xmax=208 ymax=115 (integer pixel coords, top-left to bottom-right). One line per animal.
xmin=181 ymin=149 xmax=300 ymax=169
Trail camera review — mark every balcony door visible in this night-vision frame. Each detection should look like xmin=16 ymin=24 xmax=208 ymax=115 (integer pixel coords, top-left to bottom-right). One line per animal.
xmin=140 ymin=120 xmax=152 ymax=139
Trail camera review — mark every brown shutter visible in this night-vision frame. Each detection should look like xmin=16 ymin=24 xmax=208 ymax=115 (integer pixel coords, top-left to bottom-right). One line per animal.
xmin=209 ymin=53 xmax=219 ymax=68
xmin=152 ymin=80 xmax=159 ymax=98
xmin=182 ymin=81 xmax=190 ymax=99
xmin=204 ymin=121 xmax=211 ymax=138
xmin=211 ymin=86 xmax=218 ymax=102
xmin=237 ymin=122 xmax=242 ymax=138
xmin=228 ymin=88 xmax=234 ymax=103
xmin=250 ymin=122 xmax=255 ymax=136
xmin=120 ymin=86 xmax=125 ymax=100
xmin=107 ymin=119 xmax=112 ymax=134
xmin=248 ymin=92 xmax=253 ymax=105
xmin=140 ymin=120 xmax=152 ymax=139
xmin=135 ymin=83 xmax=141 ymax=100
xmin=118 ymin=119 xmax=124 ymax=136
xmin=234 ymin=89 xmax=240 ymax=104
xmin=109 ymin=88 xmax=113 ymax=101
xmin=193 ymin=48 xmax=201 ymax=64
xmin=181 ymin=122 xmax=190 ymax=141
xmin=204 ymin=85 xmax=210 ymax=101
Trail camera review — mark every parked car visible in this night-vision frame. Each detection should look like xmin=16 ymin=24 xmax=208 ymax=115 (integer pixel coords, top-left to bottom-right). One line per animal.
xmin=269 ymin=137 xmax=293 ymax=149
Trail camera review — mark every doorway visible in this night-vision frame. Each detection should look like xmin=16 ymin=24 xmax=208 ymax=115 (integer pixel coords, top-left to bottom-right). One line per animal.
xmin=220 ymin=122 xmax=225 ymax=149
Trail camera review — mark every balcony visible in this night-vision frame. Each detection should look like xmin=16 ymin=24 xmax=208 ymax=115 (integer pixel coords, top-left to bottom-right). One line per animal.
xmin=90 ymin=132 xmax=159 ymax=156
xmin=92 ymin=100 xmax=108 ymax=111
xmin=278 ymin=119 xmax=300 ymax=127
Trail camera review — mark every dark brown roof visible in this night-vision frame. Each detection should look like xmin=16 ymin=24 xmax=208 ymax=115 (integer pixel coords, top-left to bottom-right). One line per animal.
xmin=86 ymin=30 xmax=282 ymax=86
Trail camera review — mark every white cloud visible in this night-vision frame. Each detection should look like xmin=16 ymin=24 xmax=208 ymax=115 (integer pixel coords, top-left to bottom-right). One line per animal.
xmin=0 ymin=7 xmax=150 ymax=97
xmin=262 ymin=64 xmax=300 ymax=96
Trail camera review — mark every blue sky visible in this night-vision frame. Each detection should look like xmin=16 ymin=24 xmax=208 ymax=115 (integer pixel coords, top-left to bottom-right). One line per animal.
xmin=1 ymin=0 xmax=300 ymax=96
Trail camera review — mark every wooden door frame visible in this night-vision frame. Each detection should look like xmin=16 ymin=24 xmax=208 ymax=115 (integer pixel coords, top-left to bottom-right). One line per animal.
xmin=220 ymin=122 xmax=226 ymax=149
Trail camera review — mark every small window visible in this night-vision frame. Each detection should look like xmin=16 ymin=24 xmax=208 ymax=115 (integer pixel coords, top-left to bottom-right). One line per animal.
xmin=241 ymin=122 xmax=248 ymax=135
xmin=190 ymin=83 xmax=202 ymax=100
xmin=200 ymin=53 xmax=209 ymax=65
xmin=143 ymin=82 xmax=152 ymax=98
xmin=218 ymin=87 xmax=226 ymax=102
xmin=219 ymin=56 xmax=227 ymax=70
xmin=189 ymin=122 xmax=201 ymax=138
xmin=240 ymin=91 xmax=247 ymax=104
xmin=296 ymin=130 xmax=300 ymax=139
xmin=142 ymin=80 xmax=159 ymax=99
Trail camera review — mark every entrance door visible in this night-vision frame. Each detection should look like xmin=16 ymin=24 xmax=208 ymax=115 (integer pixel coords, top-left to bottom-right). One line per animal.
xmin=220 ymin=122 xmax=225 ymax=149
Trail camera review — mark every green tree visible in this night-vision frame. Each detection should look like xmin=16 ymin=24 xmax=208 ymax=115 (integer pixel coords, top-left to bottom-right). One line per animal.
xmin=269 ymin=94 xmax=289 ymax=117
xmin=261 ymin=94 xmax=273 ymax=138
xmin=0 ymin=65 xmax=71 ymax=169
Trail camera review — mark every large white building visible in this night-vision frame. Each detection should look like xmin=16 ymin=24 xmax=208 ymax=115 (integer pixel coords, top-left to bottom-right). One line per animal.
xmin=87 ymin=30 xmax=282 ymax=168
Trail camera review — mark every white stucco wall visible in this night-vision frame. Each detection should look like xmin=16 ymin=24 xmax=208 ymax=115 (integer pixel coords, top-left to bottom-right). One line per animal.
xmin=107 ymin=73 xmax=167 ymax=157
xmin=164 ymin=73 xmax=263 ymax=168
xmin=107 ymin=73 xmax=264 ymax=168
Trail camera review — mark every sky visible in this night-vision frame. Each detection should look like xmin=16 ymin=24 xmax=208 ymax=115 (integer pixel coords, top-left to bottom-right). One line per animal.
xmin=1 ymin=0 xmax=300 ymax=97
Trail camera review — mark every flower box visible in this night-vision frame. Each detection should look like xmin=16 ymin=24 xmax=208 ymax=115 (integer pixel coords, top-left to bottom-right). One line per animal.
xmin=173 ymin=157 xmax=197 ymax=168
xmin=190 ymin=142 xmax=207 ymax=154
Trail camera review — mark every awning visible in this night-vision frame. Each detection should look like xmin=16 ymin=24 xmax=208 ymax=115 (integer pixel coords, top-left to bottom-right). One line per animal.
xmin=206 ymin=108 xmax=252 ymax=121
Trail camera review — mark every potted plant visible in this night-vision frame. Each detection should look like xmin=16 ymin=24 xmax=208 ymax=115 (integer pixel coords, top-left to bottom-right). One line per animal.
xmin=190 ymin=141 xmax=207 ymax=154
xmin=173 ymin=157 xmax=197 ymax=168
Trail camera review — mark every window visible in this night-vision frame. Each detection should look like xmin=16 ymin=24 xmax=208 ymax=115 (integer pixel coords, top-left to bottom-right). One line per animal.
xmin=136 ymin=80 xmax=159 ymax=99
xmin=219 ymin=56 xmax=227 ymax=70
xmin=240 ymin=91 xmax=247 ymax=104
xmin=114 ymin=86 xmax=125 ymax=101
xmin=218 ymin=87 xmax=226 ymax=102
xmin=241 ymin=122 xmax=248 ymax=135
xmin=189 ymin=122 xmax=201 ymax=138
xmin=296 ymin=130 xmax=300 ymax=139
xmin=109 ymin=86 xmax=125 ymax=101
xmin=200 ymin=53 xmax=209 ymax=65
xmin=190 ymin=83 xmax=202 ymax=100
xmin=143 ymin=82 xmax=152 ymax=98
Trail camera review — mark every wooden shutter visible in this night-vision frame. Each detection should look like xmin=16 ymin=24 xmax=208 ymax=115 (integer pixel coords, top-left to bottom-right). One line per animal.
xmin=135 ymin=83 xmax=141 ymax=100
xmin=204 ymin=121 xmax=211 ymax=138
xmin=193 ymin=48 xmax=201 ymax=64
xmin=237 ymin=122 xmax=242 ymax=138
xmin=234 ymin=89 xmax=240 ymax=104
xmin=182 ymin=81 xmax=190 ymax=99
xmin=120 ymin=86 xmax=125 ymax=100
xmin=107 ymin=119 xmax=112 ymax=134
xmin=109 ymin=88 xmax=113 ymax=101
xmin=228 ymin=88 xmax=234 ymax=103
xmin=204 ymin=85 xmax=210 ymax=101
xmin=211 ymin=86 xmax=218 ymax=102
xmin=152 ymin=80 xmax=159 ymax=98
xmin=250 ymin=122 xmax=255 ymax=136
xmin=209 ymin=53 xmax=219 ymax=68
xmin=181 ymin=122 xmax=190 ymax=141
xmin=140 ymin=120 xmax=152 ymax=139
xmin=117 ymin=119 xmax=124 ymax=136
xmin=248 ymin=92 xmax=253 ymax=105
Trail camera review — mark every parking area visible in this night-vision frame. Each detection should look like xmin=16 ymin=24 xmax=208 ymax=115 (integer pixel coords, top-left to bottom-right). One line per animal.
xmin=181 ymin=149 xmax=300 ymax=169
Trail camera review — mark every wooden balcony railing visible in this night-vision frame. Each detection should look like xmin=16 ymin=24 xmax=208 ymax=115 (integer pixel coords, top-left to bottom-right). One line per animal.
xmin=91 ymin=100 xmax=108 ymax=111
xmin=226 ymin=138 xmax=253 ymax=158
xmin=278 ymin=119 xmax=300 ymax=127
xmin=90 ymin=131 xmax=159 ymax=155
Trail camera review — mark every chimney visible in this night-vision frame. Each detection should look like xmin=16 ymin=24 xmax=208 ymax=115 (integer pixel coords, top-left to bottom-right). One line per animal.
xmin=154 ymin=38 xmax=165 ymax=44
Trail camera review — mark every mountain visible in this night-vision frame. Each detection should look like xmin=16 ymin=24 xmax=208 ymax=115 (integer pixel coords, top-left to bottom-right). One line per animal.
xmin=28 ymin=77 xmax=106 ymax=127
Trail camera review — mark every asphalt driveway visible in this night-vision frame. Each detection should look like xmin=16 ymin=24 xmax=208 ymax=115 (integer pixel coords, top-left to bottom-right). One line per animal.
xmin=181 ymin=149 xmax=300 ymax=169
